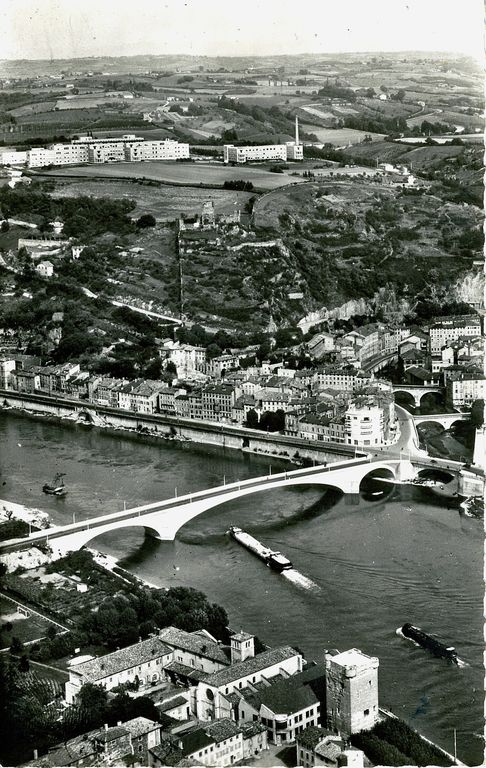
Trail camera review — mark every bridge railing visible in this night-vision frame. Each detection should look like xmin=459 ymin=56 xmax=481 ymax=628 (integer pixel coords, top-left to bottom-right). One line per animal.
xmin=5 ymin=456 xmax=377 ymax=546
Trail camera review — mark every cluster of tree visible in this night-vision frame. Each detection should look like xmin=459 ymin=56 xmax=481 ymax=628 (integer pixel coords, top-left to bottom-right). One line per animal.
xmin=223 ymin=180 xmax=254 ymax=191
xmin=245 ymin=408 xmax=285 ymax=432
xmin=343 ymin=113 xmax=409 ymax=135
xmin=103 ymin=79 xmax=155 ymax=92
xmin=177 ymin=75 xmax=194 ymax=84
xmin=352 ymin=717 xmax=451 ymax=767
xmin=317 ymin=84 xmax=357 ymax=101
xmin=0 ymin=187 xmax=136 ymax=239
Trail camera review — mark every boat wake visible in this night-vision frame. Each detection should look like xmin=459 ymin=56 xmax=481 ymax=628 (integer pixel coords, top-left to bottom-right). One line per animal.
xmin=282 ymin=569 xmax=319 ymax=591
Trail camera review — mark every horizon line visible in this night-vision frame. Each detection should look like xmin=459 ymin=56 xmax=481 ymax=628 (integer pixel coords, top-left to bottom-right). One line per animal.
xmin=0 ymin=49 xmax=481 ymax=65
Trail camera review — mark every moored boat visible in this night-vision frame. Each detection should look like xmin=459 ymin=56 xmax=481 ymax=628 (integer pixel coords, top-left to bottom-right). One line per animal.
xmin=228 ymin=526 xmax=293 ymax=572
xmin=43 ymin=473 xmax=67 ymax=497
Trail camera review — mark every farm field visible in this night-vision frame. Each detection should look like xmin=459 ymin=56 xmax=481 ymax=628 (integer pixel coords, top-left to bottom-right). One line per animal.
xmin=49 ymin=178 xmax=254 ymax=220
xmin=40 ymin=161 xmax=306 ymax=190
xmin=0 ymin=595 xmax=53 ymax=648
xmin=301 ymin=125 xmax=386 ymax=145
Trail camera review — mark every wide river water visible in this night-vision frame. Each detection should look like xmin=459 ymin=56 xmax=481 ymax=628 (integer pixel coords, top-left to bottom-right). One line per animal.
xmin=0 ymin=412 xmax=483 ymax=765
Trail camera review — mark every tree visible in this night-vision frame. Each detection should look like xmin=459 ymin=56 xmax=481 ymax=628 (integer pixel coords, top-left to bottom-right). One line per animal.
xmin=47 ymin=625 xmax=57 ymax=640
xmin=245 ymin=409 xmax=259 ymax=429
xmin=18 ymin=655 xmax=29 ymax=673
xmin=470 ymin=399 xmax=484 ymax=427
xmin=9 ymin=637 xmax=23 ymax=655
xmin=76 ymin=683 xmax=108 ymax=724
xmin=165 ymin=360 xmax=177 ymax=375
xmin=1 ymin=220 xmax=9 ymax=232
xmin=136 ymin=214 xmax=156 ymax=228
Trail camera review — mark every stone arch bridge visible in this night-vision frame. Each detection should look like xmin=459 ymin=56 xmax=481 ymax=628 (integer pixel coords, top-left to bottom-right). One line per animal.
xmin=393 ymin=384 xmax=444 ymax=408
xmin=1 ymin=458 xmax=413 ymax=557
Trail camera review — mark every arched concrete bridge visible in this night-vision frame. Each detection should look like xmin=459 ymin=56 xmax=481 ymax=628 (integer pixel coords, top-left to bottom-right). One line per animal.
xmin=0 ymin=457 xmax=412 ymax=557
xmin=393 ymin=384 xmax=443 ymax=408
xmin=413 ymin=413 xmax=469 ymax=430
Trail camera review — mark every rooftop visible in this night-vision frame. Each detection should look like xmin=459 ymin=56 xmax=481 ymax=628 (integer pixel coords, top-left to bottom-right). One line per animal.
xmin=69 ymin=637 xmax=172 ymax=681
xmin=329 ymin=648 xmax=378 ymax=671
xmin=122 ymin=716 xmax=160 ymax=738
xmin=296 ymin=725 xmax=334 ymax=750
xmin=200 ymin=646 xmax=300 ymax=687
xmin=159 ymin=626 xmax=230 ymax=665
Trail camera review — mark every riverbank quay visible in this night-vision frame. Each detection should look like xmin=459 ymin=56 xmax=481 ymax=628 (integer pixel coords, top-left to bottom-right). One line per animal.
xmin=0 ymin=389 xmax=365 ymax=464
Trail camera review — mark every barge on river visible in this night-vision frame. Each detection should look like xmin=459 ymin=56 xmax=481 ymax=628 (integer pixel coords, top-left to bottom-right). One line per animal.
xmin=400 ymin=622 xmax=458 ymax=663
xmin=228 ymin=526 xmax=293 ymax=572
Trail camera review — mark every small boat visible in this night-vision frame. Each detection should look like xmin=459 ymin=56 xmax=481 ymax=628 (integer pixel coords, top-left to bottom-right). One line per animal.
xmin=400 ymin=622 xmax=458 ymax=663
xmin=228 ymin=526 xmax=293 ymax=572
xmin=43 ymin=473 xmax=67 ymax=497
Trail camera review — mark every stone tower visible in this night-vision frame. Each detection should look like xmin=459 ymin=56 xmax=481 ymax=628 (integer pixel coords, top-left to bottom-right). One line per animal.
xmin=326 ymin=649 xmax=379 ymax=736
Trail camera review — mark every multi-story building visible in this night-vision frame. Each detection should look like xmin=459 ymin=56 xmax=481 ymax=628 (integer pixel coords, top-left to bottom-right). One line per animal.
xmin=446 ymin=371 xmax=486 ymax=408
xmin=224 ymin=144 xmax=288 ymax=164
xmin=201 ymin=384 xmax=238 ymax=422
xmin=65 ymin=637 xmax=174 ymax=704
xmin=1 ymin=135 xmax=190 ymax=168
xmin=233 ymin=665 xmax=325 ymax=746
xmin=224 ymin=117 xmax=303 ymax=164
xmin=161 ymin=341 xmax=206 ymax=378
xmin=344 ymin=388 xmax=396 ymax=446
xmin=0 ymin=358 xmax=16 ymax=389
xmin=429 ymin=316 xmax=481 ymax=355
xmin=193 ymin=645 xmax=304 ymax=722
xmin=325 ymin=649 xmax=379 ymax=736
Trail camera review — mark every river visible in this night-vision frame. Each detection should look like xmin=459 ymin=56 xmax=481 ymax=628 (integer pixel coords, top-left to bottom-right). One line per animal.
xmin=0 ymin=411 xmax=483 ymax=765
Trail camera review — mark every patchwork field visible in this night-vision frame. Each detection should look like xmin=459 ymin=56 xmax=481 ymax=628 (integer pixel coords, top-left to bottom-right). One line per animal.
xmin=0 ymin=595 xmax=53 ymax=648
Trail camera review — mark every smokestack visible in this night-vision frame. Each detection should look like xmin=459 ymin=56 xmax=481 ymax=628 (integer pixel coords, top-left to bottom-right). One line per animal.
xmin=33 ymin=749 xmax=39 ymax=760
xmin=295 ymin=115 xmax=299 ymax=145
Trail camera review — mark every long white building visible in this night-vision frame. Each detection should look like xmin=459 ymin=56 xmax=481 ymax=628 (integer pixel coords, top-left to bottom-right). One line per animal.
xmin=0 ymin=134 xmax=190 ymax=168
xmin=224 ymin=116 xmax=303 ymax=163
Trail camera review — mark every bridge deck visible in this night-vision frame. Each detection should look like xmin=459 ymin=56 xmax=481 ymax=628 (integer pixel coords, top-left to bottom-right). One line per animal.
xmin=0 ymin=457 xmax=375 ymax=550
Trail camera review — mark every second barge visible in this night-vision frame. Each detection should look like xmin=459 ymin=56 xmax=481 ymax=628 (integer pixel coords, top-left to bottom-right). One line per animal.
xmin=228 ymin=526 xmax=293 ymax=572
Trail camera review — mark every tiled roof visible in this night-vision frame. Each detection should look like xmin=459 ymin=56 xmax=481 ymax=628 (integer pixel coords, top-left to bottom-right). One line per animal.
xmin=180 ymin=728 xmax=213 ymax=756
xmin=240 ymin=722 xmax=267 ymax=739
xmin=252 ymin=673 xmax=319 ymax=715
xmin=164 ymin=660 xmax=209 ymax=682
xmin=315 ymin=738 xmax=345 ymax=760
xmin=205 ymin=718 xmax=240 ymax=743
xmin=296 ymin=725 xmax=334 ymax=749
xmin=159 ymin=626 xmax=230 ymax=665
xmin=122 ymin=716 xmax=160 ymax=738
xmin=157 ymin=695 xmax=189 ymax=713
xmin=69 ymin=637 xmax=172 ymax=681
xmin=200 ymin=646 xmax=299 ymax=687
xmin=149 ymin=743 xmax=185 ymax=766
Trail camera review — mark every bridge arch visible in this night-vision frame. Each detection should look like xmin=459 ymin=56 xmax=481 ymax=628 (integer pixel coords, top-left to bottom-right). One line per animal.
xmin=46 ymin=460 xmax=400 ymax=555
xmin=393 ymin=390 xmax=418 ymax=409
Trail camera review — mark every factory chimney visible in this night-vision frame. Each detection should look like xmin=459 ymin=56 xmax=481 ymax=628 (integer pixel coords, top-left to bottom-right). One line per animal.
xmin=295 ymin=115 xmax=300 ymax=145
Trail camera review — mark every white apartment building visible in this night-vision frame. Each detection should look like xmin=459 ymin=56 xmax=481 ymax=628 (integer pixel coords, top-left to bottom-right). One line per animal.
xmin=162 ymin=341 xmax=206 ymax=377
xmin=0 ymin=150 xmax=28 ymax=166
xmin=446 ymin=373 xmax=486 ymax=407
xmin=344 ymin=391 xmax=396 ymax=446
xmin=224 ymin=144 xmax=288 ymax=163
xmin=1 ymin=135 xmax=190 ymax=168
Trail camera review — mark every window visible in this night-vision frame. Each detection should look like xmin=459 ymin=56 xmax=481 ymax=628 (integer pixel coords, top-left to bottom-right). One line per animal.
xmin=364 ymin=708 xmax=370 ymax=716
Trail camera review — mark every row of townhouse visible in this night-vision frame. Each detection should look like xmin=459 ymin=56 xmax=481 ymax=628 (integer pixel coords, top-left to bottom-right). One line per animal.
xmin=64 ymin=625 xmax=377 ymax=758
